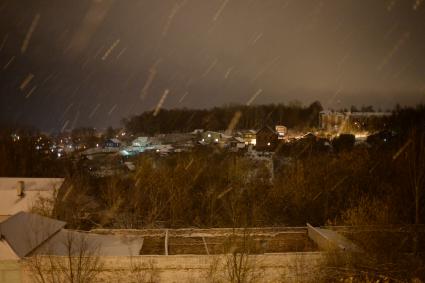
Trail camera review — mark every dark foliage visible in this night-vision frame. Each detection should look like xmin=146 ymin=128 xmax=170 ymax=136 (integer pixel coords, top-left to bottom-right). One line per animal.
xmin=123 ymin=101 xmax=323 ymax=135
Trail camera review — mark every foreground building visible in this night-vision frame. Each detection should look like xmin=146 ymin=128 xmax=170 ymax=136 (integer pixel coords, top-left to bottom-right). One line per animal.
xmin=0 ymin=178 xmax=64 ymax=222
xmin=1 ymin=211 xmax=404 ymax=282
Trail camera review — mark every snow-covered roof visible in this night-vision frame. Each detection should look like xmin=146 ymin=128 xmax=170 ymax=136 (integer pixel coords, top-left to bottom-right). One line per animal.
xmin=0 ymin=212 xmax=66 ymax=258
xmin=191 ymin=129 xmax=204 ymax=134
xmin=233 ymin=137 xmax=245 ymax=143
xmin=0 ymin=178 xmax=64 ymax=216
xmin=132 ymin=137 xmax=148 ymax=146
xmin=34 ymin=230 xmax=144 ymax=256
xmin=108 ymin=138 xmax=122 ymax=144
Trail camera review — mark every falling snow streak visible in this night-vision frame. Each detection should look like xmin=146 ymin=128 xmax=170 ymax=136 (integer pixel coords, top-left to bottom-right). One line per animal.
xmin=213 ymin=0 xmax=230 ymax=21
xmin=140 ymin=59 xmax=161 ymax=99
xmin=153 ymin=89 xmax=169 ymax=117
xmin=40 ymin=73 xmax=54 ymax=87
xmin=89 ymin=103 xmax=101 ymax=119
xmin=377 ymin=31 xmax=410 ymax=71
xmin=60 ymin=103 xmax=74 ymax=121
xmin=70 ymin=110 xmax=80 ymax=130
xmin=178 ymin=91 xmax=188 ymax=103
xmin=60 ymin=120 xmax=69 ymax=133
xmin=3 ymin=56 xmax=14 ymax=70
xmin=184 ymin=158 xmax=194 ymax=170
xmin=202 ymin=59 xmax=217 ymax=77
xmin=250 ymin=33 xmax=263 ymax=46
xmin=391 ymin=61 xmax=411 ymax=79
xmin=68 ymin=0 xmax=112 ymax=54
xmin=252 ymin=56 xmax=280 ymax=82
xmin=21 ymin=13 xmax=40 ymax=53
xmin=162 ymin=0 xmax=187 ymax=37
xmin=327 ymin=85 xmax=344 ymax=107
xmin=93 ymin=45 xmax=106 ymax=60
xmin=108 ymin=104 xmax=117 ymax=115
xmin=19 ymin=73 xmax=34 ymax=91
xmin=116 ymin=47 xmax=127 ymax=59
xmin=224 ymin=67 xmax=233 ymax=79
xmin=0 ymin=34 xmax=8 ymax=52
xmin=102 ymin=39 xmax=120 ymax=60
xmin=246 ymin=89 xmax=263 ymax=106
xmin=226 ymin=111 xmax=242 ymax=134
xmin=25 ymin=86 xmax=37 ymax=99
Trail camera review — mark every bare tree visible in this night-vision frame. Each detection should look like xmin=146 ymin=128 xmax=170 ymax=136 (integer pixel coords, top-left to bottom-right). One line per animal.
xmin=393 ymin=130 xmax=425 ymax=255
xmin=26 ymin=232 xmax=103 ymax=283
xmin=205 ymin=230 xmax=261 ymax=283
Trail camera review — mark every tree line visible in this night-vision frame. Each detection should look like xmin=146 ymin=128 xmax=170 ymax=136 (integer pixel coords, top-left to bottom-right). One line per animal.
xmin=123 ymin=101 xmax=324 ymax=135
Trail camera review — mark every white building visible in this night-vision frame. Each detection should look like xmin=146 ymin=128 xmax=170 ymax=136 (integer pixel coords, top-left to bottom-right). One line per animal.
xmin=0 ymin=178 xmax=64 ymax=222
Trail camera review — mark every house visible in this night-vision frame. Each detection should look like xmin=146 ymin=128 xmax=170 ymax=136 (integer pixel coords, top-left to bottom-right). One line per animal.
xmin=229 ymin=137 xmax=246 ymax=151
xmin=0 ymin=178 xmax=64 ymax=221
xmin=255 ymin=126 xmax=278 ymax=151
xmin=241 ymin=130 xmax=257 ymax=145
xmin=104 ymin=138 xmax=122 ymax=148
xmin=153 ymin=144 xmax=174 ymax=155
xmin=200 ymin=131 xmax=222 ymax=144
xmin=275 ymin=125 xmax=287 ymax=139
xmin=319 ymin=110 xmax=346 ymax=132
xmin=119 ymin=137 xmax=151 ymax=156
xmin=132 ymin=137 xmax=149 ymax=147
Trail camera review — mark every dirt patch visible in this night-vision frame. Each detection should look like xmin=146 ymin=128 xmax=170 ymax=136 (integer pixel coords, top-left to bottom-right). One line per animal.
xmin=141 ymin=236 xmax=165 ymax=254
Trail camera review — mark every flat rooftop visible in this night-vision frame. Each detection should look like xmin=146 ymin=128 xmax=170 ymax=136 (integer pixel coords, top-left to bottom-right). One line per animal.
xmin=90 ymin=227 xmax=319 ymax=255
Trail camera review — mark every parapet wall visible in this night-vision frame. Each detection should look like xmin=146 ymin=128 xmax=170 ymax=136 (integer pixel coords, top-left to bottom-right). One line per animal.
xmin=21 ymin=252 xmax=326 ymax=283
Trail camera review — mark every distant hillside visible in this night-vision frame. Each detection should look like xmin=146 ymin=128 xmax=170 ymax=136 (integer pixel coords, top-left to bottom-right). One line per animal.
xmin=123 ymin=102 xmax=323 ymax=135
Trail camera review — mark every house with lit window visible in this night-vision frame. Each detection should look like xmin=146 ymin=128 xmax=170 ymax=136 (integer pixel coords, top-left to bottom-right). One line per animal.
xmin=104 ymin=138 xmax=122 ymax=148
xmin=275 ymin=125 xmax=287 ymax=140
xmin=241 ymin=130 xmax=257 ymax=145
xmin=255 ymin=126 xmax=279 ymax=151
xmin=200 ymin=131 xmax=222 ymax=144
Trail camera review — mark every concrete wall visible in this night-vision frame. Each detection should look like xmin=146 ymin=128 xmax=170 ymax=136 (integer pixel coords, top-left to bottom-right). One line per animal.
xmin=0 ymin=260 xmax=21 ymax=283
xmin=20 ymin=252 xmax=326 ymax=283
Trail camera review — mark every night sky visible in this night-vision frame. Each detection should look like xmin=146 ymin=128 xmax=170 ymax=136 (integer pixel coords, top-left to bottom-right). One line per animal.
xmin=1 ymin=0 xmax=425 ymax=131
